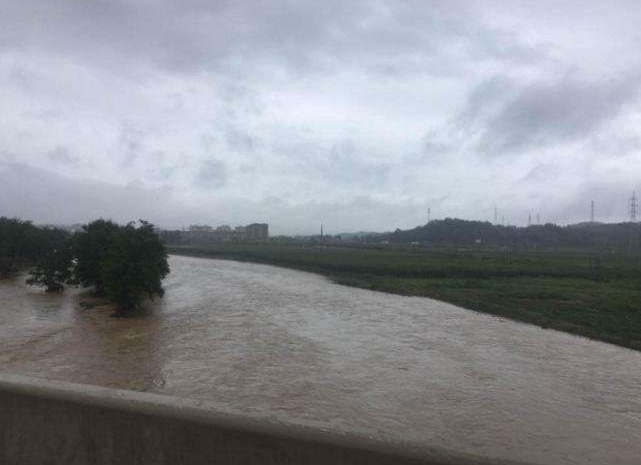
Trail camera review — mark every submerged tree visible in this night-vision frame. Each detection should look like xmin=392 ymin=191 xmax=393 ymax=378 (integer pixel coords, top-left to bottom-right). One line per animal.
xmin=26 ymin=229 xmax=73 ymax=292
xmin=101 ymin=221 xmax=169 ymax=316
xmin=0 ymin=217 xmax=45 ymax=278
xmin=3 ymin=216 xmax=170 ymax=312
xmin=73 ymin=219 xmax=120 ymax=294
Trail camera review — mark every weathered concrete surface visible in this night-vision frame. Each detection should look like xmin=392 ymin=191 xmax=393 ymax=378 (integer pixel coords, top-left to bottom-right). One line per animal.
xmin=0 ymin=374 xmax=528 ymax=465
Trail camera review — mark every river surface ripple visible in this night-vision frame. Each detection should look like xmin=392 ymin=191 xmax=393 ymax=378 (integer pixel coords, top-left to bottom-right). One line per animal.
xmin=1 ymin=254 xmax=640 ymax=464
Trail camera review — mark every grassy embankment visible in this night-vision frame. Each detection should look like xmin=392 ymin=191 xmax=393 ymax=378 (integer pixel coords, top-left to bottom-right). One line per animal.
xmin=168 ymin=244 xmax=641 ymax=351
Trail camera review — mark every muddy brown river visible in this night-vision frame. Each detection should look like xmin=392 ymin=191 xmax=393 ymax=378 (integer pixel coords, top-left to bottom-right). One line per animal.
xmin=1 ymin=255 xmax=640 ymax=464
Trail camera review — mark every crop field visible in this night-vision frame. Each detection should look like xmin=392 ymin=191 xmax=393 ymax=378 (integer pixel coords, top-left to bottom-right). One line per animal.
xmin=168 ymin=243 xmax=641 ymax=351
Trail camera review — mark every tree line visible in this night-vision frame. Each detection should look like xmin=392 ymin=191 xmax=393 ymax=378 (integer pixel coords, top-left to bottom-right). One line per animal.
xmin=385 ymin=218 xmax=641 ymax=252
xmin=0 ymin=217 xmax=169 ymax=316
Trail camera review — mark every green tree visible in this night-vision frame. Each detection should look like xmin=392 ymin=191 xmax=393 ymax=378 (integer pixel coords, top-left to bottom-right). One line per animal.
xmin=0 ymin=217 xmax=55 ymax=278
xmin=101 ymin=221 xmax=169 ymax=315
xmin=73 ymin=219 xmax=120 ymax=294
xmin=26 ymin=232 xmax=73 ymax=292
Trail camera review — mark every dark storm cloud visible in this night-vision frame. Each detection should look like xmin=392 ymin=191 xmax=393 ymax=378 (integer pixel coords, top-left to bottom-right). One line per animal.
xmin=0 ymin=0 xmax=541 ymax=76
xmin=465 ymin=75 xmax=641 ymax=156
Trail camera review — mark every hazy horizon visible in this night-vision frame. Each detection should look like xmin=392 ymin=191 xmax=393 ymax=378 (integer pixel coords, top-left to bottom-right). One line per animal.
xmin=2 ymin=1 xmax=641 ymax=235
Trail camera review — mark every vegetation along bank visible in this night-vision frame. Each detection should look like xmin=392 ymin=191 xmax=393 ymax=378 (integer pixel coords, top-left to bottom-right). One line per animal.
xmin=0 ymin=217 xmax=169 ymax=316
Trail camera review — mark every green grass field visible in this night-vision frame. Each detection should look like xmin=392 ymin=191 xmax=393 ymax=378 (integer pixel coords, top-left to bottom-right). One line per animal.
xmin=168 ymin=243 xmax=641 ymax=351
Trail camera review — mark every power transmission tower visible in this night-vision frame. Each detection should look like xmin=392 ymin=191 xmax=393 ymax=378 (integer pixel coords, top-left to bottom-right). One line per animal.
xmin=590 ymin=200 xmax=595 ymax=223
xmin=494 ymin=206 xmax=498 ymax=225
xmin=528 ymin=213 xmax=531 ymax=227
xmin=536 ymin=213 xmax=540 ymax=225
xmin=427 ymin=207 xmax=431 ymax=224
xmin=320 ymin=223 xmax=324 ymax=245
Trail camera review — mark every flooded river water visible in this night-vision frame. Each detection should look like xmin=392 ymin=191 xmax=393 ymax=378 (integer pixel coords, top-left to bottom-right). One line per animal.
xmin=1 ymin=255 xmax=640 ymax=464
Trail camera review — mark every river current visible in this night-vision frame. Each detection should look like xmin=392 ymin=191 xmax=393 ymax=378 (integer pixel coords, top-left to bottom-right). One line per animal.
xmin=1 ymin=254 xmax=640 ymax=464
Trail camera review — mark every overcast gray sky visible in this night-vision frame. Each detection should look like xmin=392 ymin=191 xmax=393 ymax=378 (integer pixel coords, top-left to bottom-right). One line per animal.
xmin=1 ymin=1 xmax=641 ymax=234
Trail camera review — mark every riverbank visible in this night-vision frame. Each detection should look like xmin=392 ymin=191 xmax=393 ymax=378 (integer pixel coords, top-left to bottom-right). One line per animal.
xmin=168 ymin=244 xmax=641 ymax=351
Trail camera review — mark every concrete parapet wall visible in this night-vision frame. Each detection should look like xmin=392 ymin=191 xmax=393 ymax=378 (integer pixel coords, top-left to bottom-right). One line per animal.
xmin=1 ymin=374 xmax=527 ymax=465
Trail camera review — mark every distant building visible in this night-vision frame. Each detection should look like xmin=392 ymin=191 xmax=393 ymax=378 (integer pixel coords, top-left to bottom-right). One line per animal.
xmin=245 ymin=223 xmax=269 ymax=241
xmin=233 ymin=226 xmax=247 ymax=241
xmin=185 ymin=225 xmax=215 ymax=243
xmin=189 ymin=225 xmax=213 ymax=232
xmin=179 ymin=222 xmax=268 ymax=244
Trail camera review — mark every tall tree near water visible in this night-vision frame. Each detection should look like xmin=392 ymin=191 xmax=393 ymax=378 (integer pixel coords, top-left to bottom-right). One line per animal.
xmin=101 ymin=221 xmax=169 ymax=316
xmin=0 ymin=217 xmax=43 ymax=277
xmin=73 ymin=219 xmax=120 ymax=294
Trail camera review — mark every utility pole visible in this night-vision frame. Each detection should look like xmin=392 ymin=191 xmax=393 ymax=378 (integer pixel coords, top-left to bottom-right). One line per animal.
xmin=588 ymin=201 xmax=596 ymax=268
xmin=628 ymin=192 xmax=638 ymax=257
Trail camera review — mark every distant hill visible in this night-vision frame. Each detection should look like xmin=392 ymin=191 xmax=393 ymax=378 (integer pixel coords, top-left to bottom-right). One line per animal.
xmin=382 ymin=218 xmax=641 ymax=251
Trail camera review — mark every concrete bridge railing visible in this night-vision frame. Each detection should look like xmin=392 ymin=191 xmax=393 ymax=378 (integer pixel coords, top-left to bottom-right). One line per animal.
xmin=1 ymin=374 xmax=530 ymax=465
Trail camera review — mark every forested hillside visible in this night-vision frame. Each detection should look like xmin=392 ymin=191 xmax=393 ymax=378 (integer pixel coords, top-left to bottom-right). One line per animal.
xmin=385 ymin=218 xmax=641 ymax=251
